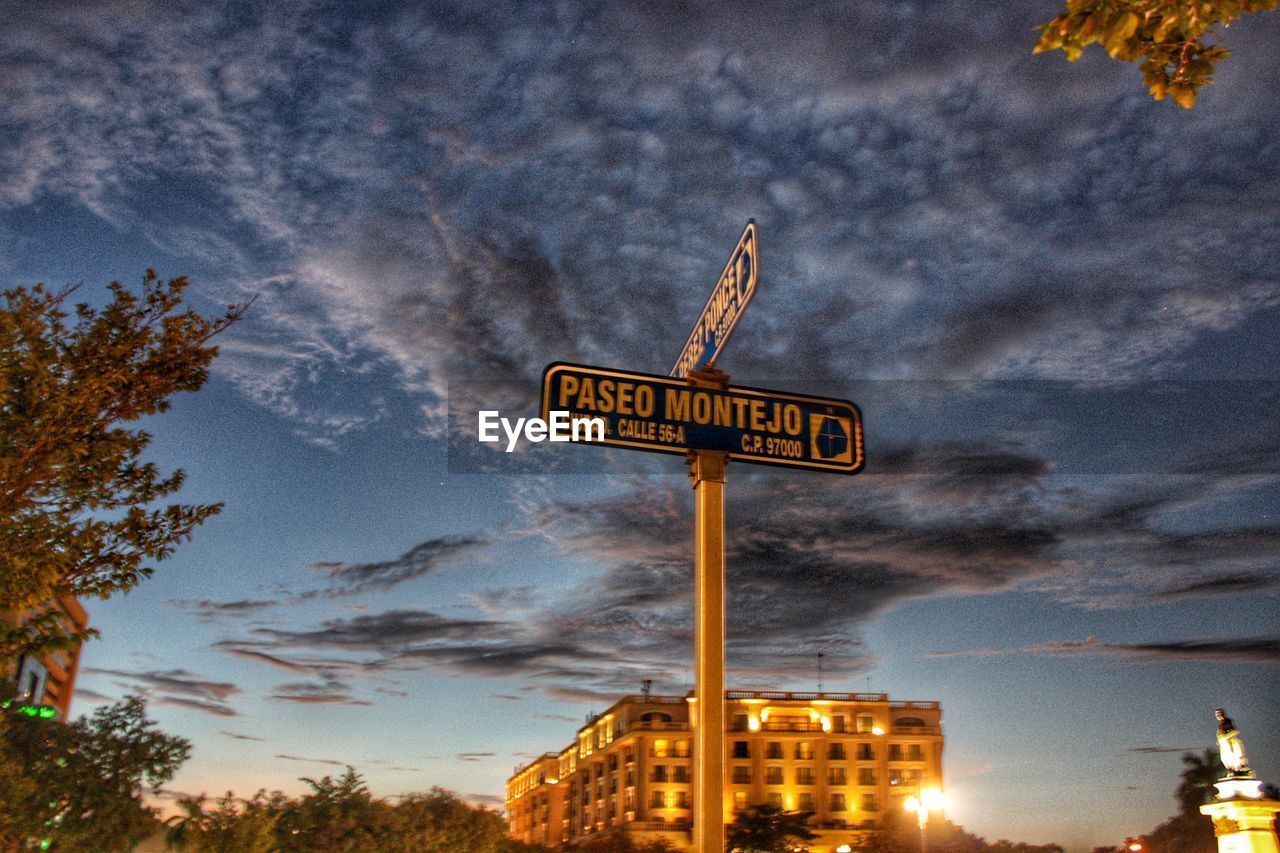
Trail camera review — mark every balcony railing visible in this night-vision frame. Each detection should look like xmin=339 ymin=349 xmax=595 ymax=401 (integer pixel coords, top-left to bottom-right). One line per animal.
xmin=628 ymin=721 xmax=690 ymax=731
xmin=726 ymin=690 xmax=889 ymax=702
xmin=892 ymin=724 xmax=941 ymax=735
xmin=625 ymin=820 xmax=691 ymax=831
xmin=760 ymin=721 xmax=824 ymax=732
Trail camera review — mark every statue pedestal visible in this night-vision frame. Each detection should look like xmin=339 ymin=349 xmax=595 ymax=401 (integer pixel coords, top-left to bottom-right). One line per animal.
xmin=1200 ymin=780 xmax=1280 ymax=853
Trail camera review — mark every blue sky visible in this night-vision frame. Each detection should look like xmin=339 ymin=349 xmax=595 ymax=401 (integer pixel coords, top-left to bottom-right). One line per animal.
xmin=2 ymin=0 xmax=1278 ymax=848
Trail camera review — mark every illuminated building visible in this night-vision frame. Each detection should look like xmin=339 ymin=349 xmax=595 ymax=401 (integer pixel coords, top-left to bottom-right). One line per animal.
xmin=506 ymin=689 xmax=943 ymax=851
xmin=2 ymin=595 xmax=89 ymax=721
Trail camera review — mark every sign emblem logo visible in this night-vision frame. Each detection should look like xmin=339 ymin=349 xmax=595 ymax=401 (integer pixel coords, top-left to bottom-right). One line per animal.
xmin=810 ymin=413 xmax=854 ymax=463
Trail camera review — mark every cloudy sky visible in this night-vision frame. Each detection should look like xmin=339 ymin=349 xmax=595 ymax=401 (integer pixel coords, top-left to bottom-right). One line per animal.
xmin=3 ymin=0 xmax=1278 ymax=847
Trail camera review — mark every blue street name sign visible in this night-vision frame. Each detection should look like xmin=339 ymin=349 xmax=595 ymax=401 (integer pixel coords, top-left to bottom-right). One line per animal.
xmin=671 ymin=221 xmax=759 ymax=379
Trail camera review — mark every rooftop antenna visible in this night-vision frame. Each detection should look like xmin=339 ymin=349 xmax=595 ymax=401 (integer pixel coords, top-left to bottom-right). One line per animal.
xmin=817 ymin=652 xmax=825 ymax=694
xmin=641 ymin=679 xmax=653 ymax=699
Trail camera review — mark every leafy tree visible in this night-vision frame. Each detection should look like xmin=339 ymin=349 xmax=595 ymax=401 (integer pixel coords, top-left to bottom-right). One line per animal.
xmin=726 ymin=804 xmax=817 ymax=853
xmin=1174 ymin=748 xmax=1222 ymax=814
xmin=273 ymin=767 xmax=400 ymax=850
xmin=568 ymin=830 xmax=675 ymax=853
xmin=275 ymin=771 xmax=537 ymax=852
xmin=1034 ymin=0 xmax=1279 ymax=107
xmin=0 ymin=695 xmax=191 ymax=850
xmin=389 ymin=787 xmax=517 ymax=852
xmin=0 ymin=711 xmax=40 ymax=844
xmin=166 ymin=790 xmax=284 ymax=852
xmin=860 ymin=810 xmax=1040 ymax=853
xmin=1135 ymin=749 xmax=1219 ymax=852
xmin=1 ymin=271 xmax=246 ymax=659
xmin=168 ymin=776 xmax=546 ymax=853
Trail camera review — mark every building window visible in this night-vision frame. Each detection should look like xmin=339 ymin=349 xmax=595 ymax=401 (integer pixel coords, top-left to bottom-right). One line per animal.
xmin=857 ymin=713 xmax=875 ymax=733
xmin=829 ymin=793 xmax=847 ymax=812
xmin=732 ymin=713 xmax=749 ymax=731
xmin=673 ymin=766 xmax=689 ymax=783
xmin=828 ymin=742 xmax=846 ymax=760
xmin=889 ymin=768 xmax=903 ymax=786
xmin=732 ymin=741 xmax=750 ymax=759
xmin=651 ymin=766 xmax=668 ymax=783
xmin=766 ymin=792 xmax=783 ymax=809
xmin=888 ymin=744 xmax=903 ymax=761
xmin=732 ymin=766 xmax=751 ymax=784
xmin=650 ymin=791 xmax=665 ymax=808
xmin=733 ymin=791 xmax=748 ymax=812
xmin=861 ymin=793 xmax=879 ymax=812
xmin=765 ymin=766 xmax=783 ymax=785
xmin=673 ymin=791 xmax=689 ymax=809
xmin=857 ymin=743 xmax=875 ymax=760
xmin=858 ymin=768 xmax=876 ymax=786
xmin=766 ymin=741 xmax=783 ymax=759
xmin=827 ymin=767 xmax=846 ymax=785
xmin=832 ymin=714 xmax=847 ymax=732
xmin=908 ymin=744 xmax=924 ymax=761
xmin=798 ymin=793 xmax=814 ymax=812
xmin=795 ymin=766 xmax=814 ymax=785
xmin=15 ymin=657 xmax=49 ymax=704
xmin=795 ymin=741 xmax=813 ymax=760
xmin=907 ymin=769 xmax=923 ymax=786
xmin=653 ymin=739 xmax=670 ymax=758
xmin=674 ymin=740 xmax=690 ymax=758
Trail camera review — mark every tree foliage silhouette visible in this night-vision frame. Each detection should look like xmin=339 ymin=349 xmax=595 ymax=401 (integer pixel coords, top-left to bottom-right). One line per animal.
xmin=1 ymin=271 xmax=247 ymax=658
xmin=1034 ymin=0 xmax=1279 ymax=107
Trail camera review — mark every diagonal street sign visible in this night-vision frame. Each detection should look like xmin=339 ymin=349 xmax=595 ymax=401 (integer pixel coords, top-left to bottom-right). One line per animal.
xmin=671 ymin=221 xmax=759 ymax=379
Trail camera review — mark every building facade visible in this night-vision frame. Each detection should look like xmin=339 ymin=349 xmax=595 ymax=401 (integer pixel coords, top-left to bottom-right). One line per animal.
xmin=2 ymin=595 xmax=88 ymax=720
xmin=506 ymin=690 xmax=943 ymax=852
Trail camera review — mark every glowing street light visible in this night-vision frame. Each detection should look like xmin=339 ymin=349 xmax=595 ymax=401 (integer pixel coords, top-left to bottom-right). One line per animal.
xmin=904 ymin=786 xmax=946 ymax=852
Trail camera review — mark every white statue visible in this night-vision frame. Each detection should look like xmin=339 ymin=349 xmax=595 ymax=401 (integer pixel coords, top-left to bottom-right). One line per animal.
xmin=1216 ymin=708 xmax=1252 ymax=777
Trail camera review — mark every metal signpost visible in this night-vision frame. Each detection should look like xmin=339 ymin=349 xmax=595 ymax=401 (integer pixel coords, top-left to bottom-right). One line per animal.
xmin=541 ymin=223 xmax=863 ymax=853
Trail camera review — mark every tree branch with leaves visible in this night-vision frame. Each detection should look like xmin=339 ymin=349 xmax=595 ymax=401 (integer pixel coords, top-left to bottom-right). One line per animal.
xmin=1 ymin=271 xmax=248 ymax=659
xmin=1034 ymin=0 xmax=1279 ymax=107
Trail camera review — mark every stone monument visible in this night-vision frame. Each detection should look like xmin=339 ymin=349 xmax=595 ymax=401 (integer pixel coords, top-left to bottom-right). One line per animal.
xmin=1199 ymin=709 xmax=1280 ymax=852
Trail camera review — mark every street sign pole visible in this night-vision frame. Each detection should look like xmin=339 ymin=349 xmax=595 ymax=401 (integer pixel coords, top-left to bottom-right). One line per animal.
xmin=539 ymin=222 xmax=866 ymax=853
xmin=687 ymin=366 xmax=728 ymax=853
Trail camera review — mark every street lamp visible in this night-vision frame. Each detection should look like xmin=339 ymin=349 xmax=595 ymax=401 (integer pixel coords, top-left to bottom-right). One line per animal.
xmin=903 ymin=787 xmax=945 ymax=852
